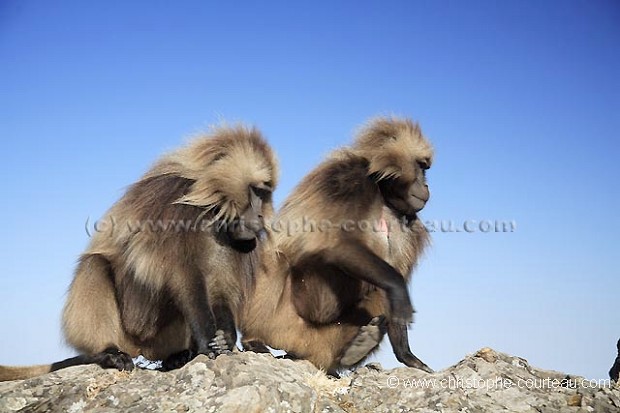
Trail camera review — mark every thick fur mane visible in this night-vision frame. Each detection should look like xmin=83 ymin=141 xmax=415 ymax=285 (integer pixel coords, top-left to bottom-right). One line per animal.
xmin=144 ymin=124 xmax=279 ymax=223
xmin=279 ymin=116 xmax=433 ymax=222
xmin=351 ymin=116 xmax=433 ymax=182
xmin=276 ymin=116 xmax=433 ymax=263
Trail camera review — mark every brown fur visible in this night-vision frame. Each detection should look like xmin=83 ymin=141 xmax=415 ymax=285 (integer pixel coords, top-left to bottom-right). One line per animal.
xmin=240 ymin=117 xmax=434 ymax=372
xmin=0 ymin=124 xmax=278 ymax=381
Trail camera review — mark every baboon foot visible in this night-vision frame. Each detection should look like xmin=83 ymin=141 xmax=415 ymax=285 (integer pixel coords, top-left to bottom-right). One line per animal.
xmin=92 ymin=347 xmax=135 ymax=372
xmin=161 ymin=349 xmax=196 ymax=371
xmin=242 ymin=339 xmax=271 ymax=354
xmin=277 ymin=352 xmax=300 ymax=361
xmin=340 ymin=316 xmax=387 ymax=367
xmin=326 ymin=369 xmax=341 ymax=378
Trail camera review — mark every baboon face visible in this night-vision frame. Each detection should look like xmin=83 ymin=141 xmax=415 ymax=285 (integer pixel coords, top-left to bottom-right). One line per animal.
xmin=379 ymin=157 xmax=430 ymax=216
xmin=227 ymin=183 xmax=272 ymax=252
xmin=354 ymin=117 xmax=433 ymax=217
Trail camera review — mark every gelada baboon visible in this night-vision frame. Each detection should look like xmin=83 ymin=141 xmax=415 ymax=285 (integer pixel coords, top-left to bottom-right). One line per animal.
xmin=240 ymin=116 xmax=433 ymax=373
xmin=0 ymin=125 xmax=278 ymax=381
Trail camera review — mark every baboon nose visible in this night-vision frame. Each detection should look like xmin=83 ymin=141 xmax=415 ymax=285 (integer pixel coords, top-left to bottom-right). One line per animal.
xmin=246 ymin=218 xmax=264 ymax=233
xmin=233 ymin=229 xmax=257 ymax=242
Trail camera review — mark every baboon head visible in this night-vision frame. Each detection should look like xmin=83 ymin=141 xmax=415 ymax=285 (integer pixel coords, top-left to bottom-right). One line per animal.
xmin=354 ymin=117 xmax=433 ymax=217
xmin=171 ymin=125 xmax=278 ymax=252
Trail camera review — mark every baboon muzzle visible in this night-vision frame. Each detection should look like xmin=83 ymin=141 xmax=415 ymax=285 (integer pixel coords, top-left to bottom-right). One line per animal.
xmin=409 ymin=182 xmax=429 ymax=213
xmin=230 ymin=219 xmax=263 ymax=242
xmin=229 ymin=206 xmax=264 ymax=243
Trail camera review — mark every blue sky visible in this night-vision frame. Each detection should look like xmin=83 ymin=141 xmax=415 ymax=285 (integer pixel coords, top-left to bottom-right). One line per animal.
xmin=1 ymin=1 xmax=618 ymax=380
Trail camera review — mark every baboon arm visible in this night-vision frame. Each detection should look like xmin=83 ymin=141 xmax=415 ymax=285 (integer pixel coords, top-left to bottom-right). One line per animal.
xmin=320 ymin=241 xmax=413 ymax=325
xmin=387 ymin=322 xmax=433 ymax=373
xmin=211 ymin=303 xmax=238 ymax=352
xmin=170 ymin=271 xmax=217 ymax=356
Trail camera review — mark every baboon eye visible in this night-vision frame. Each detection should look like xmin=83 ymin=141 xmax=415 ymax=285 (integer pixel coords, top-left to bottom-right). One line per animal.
xmin=417 ymin=159 xmax=430 ymax=170
xmin=251 ymin=184 xmax=272 ymax=199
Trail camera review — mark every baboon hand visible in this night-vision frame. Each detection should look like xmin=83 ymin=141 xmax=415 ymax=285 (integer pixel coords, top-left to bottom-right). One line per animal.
xmin=387 ymin=321 xmax=432 ymax=373
xmin=396 ymin=350 xmax=434 ymax=373
xmin=209 ymin=329 xmax=234 ymax=355
xmin=389 ymin=294 xmax=415 ymax=326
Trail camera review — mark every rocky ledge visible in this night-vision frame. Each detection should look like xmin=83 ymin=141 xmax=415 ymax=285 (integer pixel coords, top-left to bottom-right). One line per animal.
xmin=1 ymin=348 xmax=618 ymax=412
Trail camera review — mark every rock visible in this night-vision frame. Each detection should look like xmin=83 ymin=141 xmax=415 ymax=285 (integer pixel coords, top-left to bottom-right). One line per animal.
xmin=1 ymin=349 xmax=618 ymax=412
xmin=567 ymin=393 xmax=582 ymax=407
xmin=475 ymin=347 xmax=498 ymax=363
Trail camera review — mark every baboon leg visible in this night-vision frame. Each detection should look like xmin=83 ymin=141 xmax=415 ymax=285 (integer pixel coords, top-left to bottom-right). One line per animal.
xmin=170 ymin=267 xmax=218 ymax=358
xmin=339 ymin=316 xmax=387 ymax=367
xmin=63 ymin=254 xmax=138 ymax=356
xmin=387 ymin=322 xmax=433 ymax=373
xmin=291 ymin=260 xmax=361 ymax=325
xmin=116 ymin=271 xmax=171 ymax=343
xmin=160 ymin=303 xmax=242 ymax=371
xmin=212 ymin=303 xmax=238 ymax=353
xmin=320 ymin=242 xmax=414 ymax=325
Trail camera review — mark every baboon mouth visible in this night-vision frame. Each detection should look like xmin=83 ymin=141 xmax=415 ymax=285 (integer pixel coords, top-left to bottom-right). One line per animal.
xmin=410 ymin=196 xmax=427 ymax=213
xmin=231 ymin=230 xmax=257 ymax=241
xmin=230 ymin=237 xmax=258 ymax=253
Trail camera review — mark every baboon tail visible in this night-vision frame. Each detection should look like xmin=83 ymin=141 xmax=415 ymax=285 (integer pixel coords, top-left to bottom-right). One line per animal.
xmin=0 ymin=364 xmax=52 ymax=381
xmin=0 ymin=352 xmax=118 ymax=382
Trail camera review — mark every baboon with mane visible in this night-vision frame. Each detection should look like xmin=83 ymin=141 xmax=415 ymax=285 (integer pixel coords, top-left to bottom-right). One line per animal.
xmin=240 ymin=117 xmax=434 ymax=373
xmin=0 ymin=125 xmax=278 ymax=381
